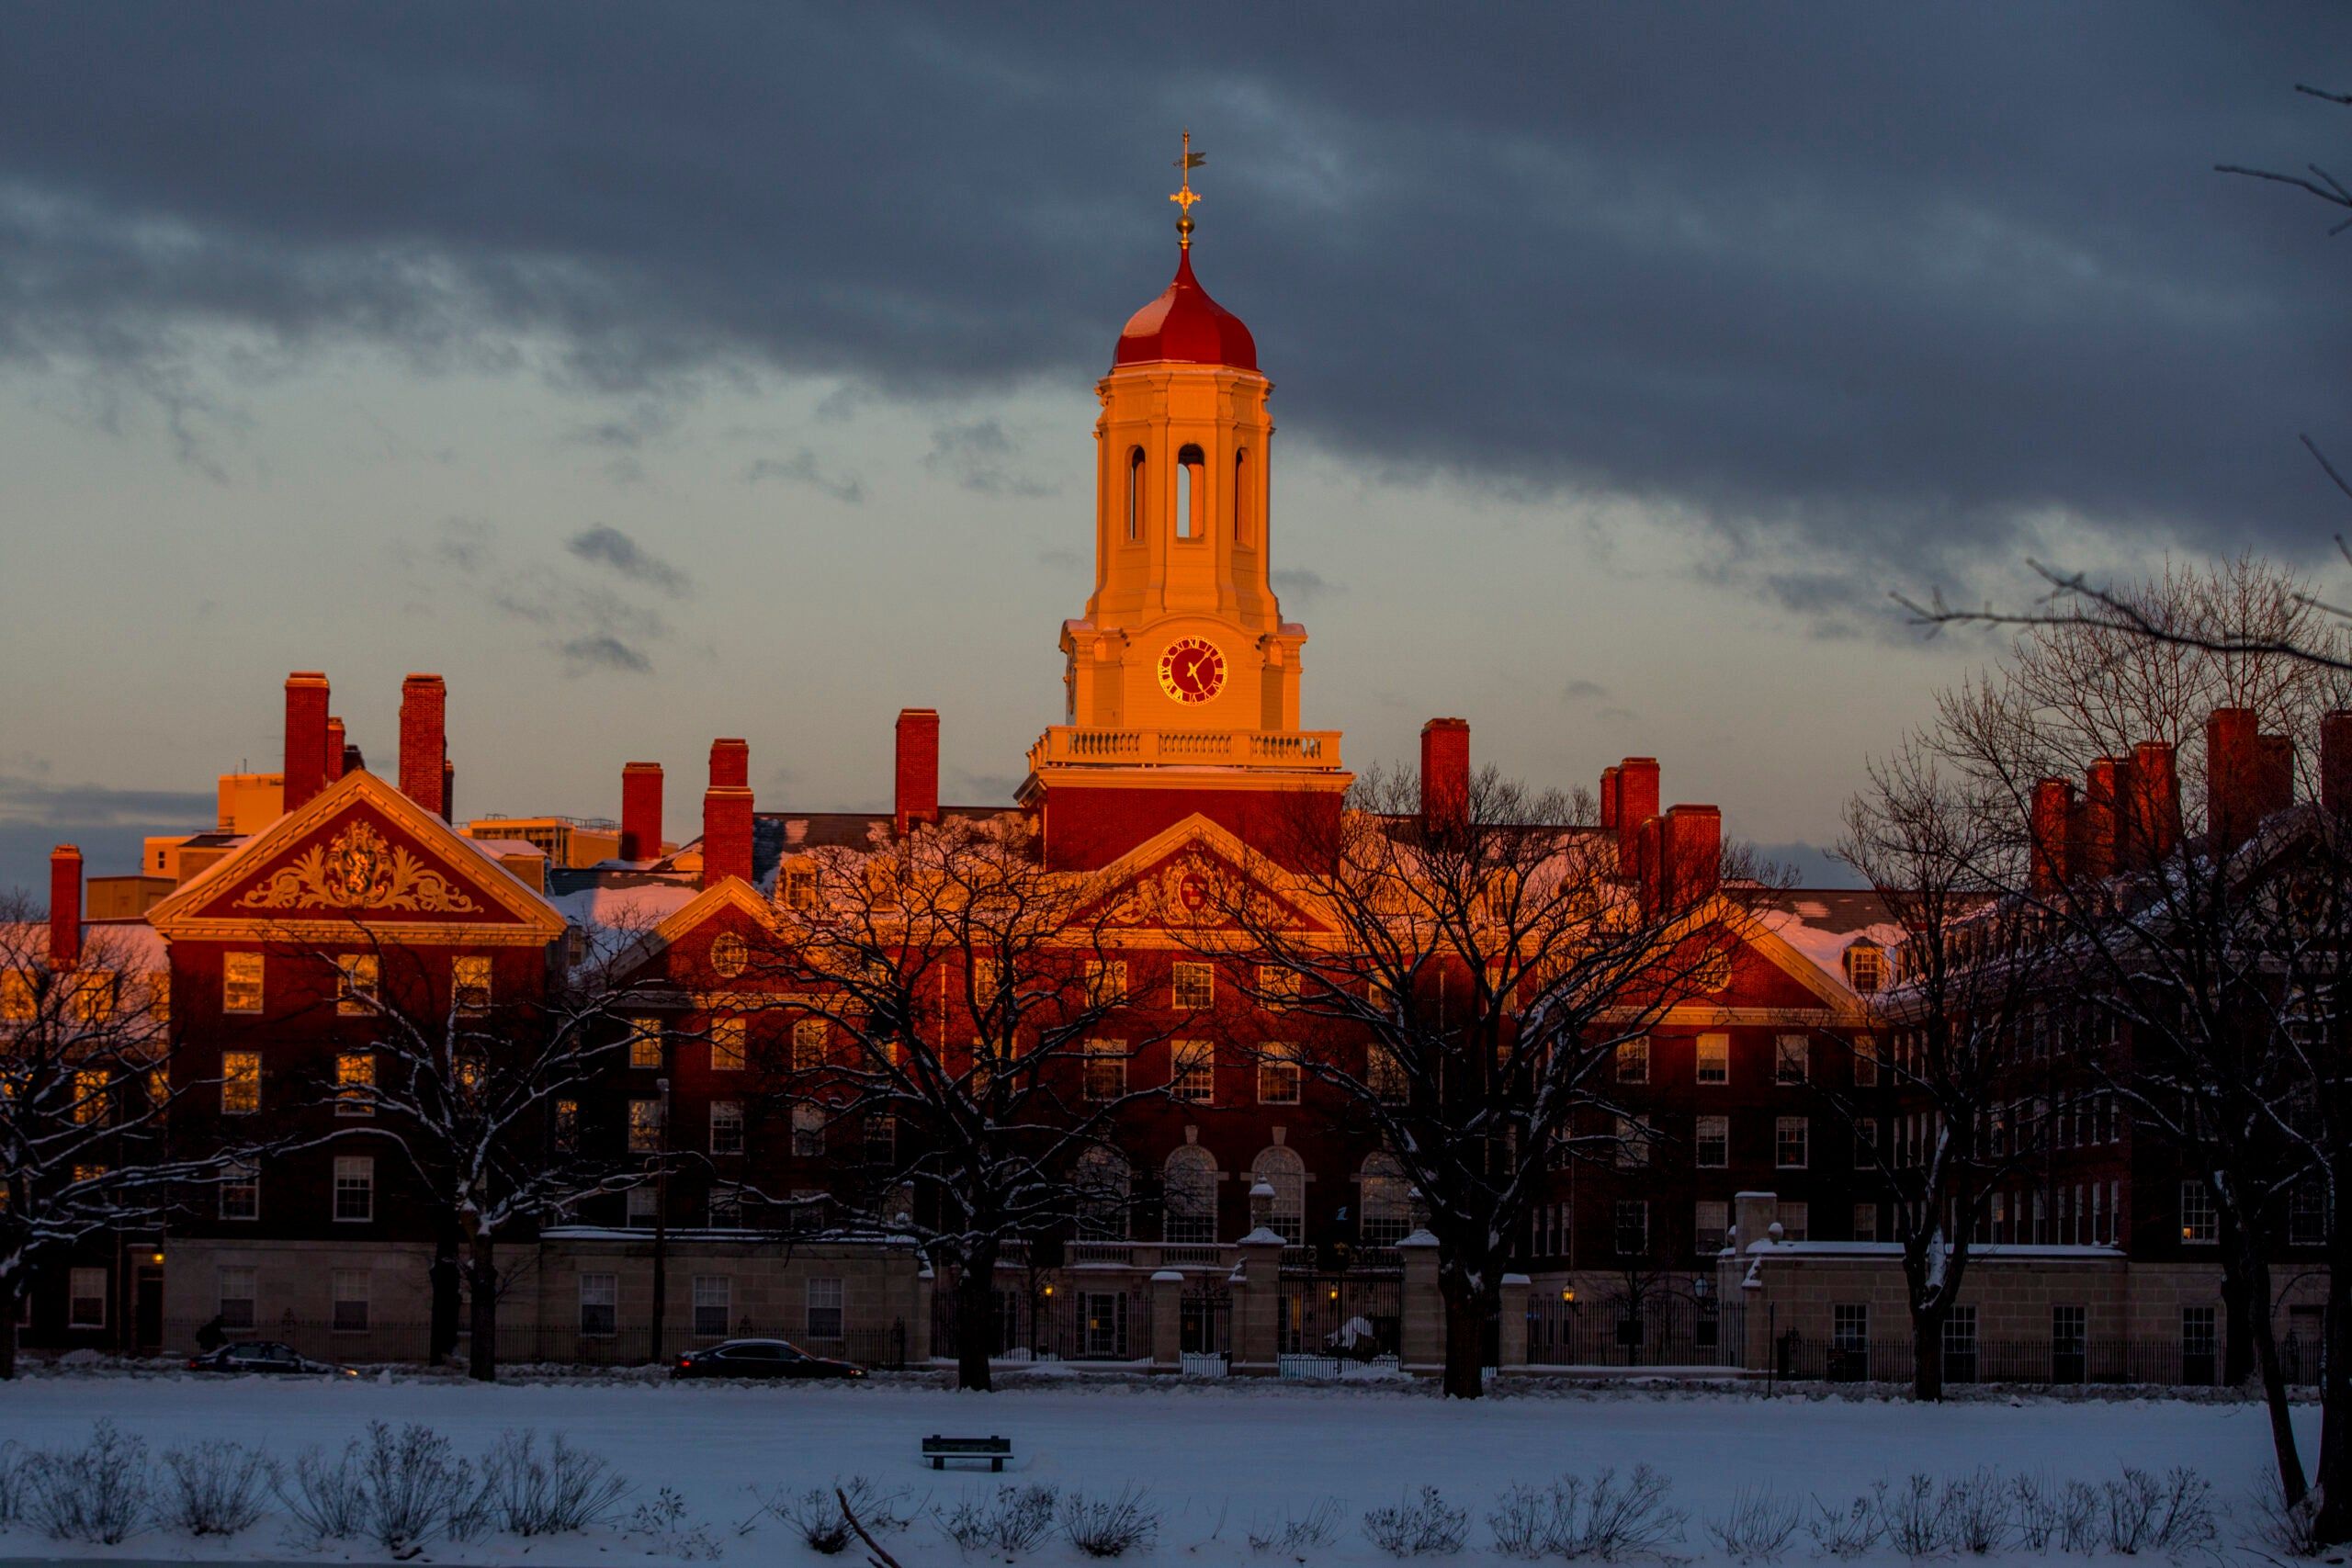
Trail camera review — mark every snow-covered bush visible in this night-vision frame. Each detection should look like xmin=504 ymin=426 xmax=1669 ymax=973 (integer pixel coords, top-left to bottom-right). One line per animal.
xmin=1946 ymin=1468 xmax=2011 ymax=1554
xmin=1878 ymin=1474 xmax=1953 ymax=1559
xmin=1704 ymin=1483 xmax=1804 ymax=1562
xmin=2248 ymin=1473 xmax=2324 ymax=1558
xmin=936 ymin=1484 xmax=1059 ymax=1554
xmin=624 ymin=1487 xmax=725 ymax=1561
xmin=480 ymin=1428 xmax=628 ymax=1535
xmin=2101 ymin=1467 xmax=2211 ymax=1555
xmin=356 ymin=1420 xmax=477 ymax=1552
xmin=1484 ymin=1466 xmax=1683 ymax=1561
xmin=1249 ymin=1496 xmax=1343 ymax=1557
xmin=0 ymin=1438 xmax=28 ymax=1527
xmin=1488 ymin=1483 xmax=1557 ymax=1559
xmin=279 ymin=1442 xmax=368 ymax=1540
xmin=1805 ymin=1491 xmax=1883 ymax=1558
xmin=1363 ymin=1486 xmax=1468 ymax=1557
xmin=2011 ymin=1472 xmax=2063 ymax=1551
xmin=763 ymin=1477 xmax=913 ymax=1555
xmin=1060 ymin=1483 xmax=1159 ymax=1557
xmin=22 ymin=1419 xmax=150 ymax=1544
xmin=159 ymin=1439 xmax=277 ymax=1536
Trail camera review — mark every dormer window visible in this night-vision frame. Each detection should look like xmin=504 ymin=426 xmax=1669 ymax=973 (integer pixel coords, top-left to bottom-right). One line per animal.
xmin=1844 ymin=942 xmax=1884 ymax=995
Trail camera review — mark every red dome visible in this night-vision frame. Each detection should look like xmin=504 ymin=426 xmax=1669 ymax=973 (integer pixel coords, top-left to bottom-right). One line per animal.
xmin=1113 ymin=249 xmax=1258 ymax=371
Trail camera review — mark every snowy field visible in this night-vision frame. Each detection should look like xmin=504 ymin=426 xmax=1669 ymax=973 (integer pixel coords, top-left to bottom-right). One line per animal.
xmin=0 ymin=1374 xmax=2313 ymax=1565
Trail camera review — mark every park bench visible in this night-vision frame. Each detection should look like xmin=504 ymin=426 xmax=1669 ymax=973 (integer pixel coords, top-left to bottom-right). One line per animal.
xmin=922 ymin=1434 xmax=1012 ymax=1472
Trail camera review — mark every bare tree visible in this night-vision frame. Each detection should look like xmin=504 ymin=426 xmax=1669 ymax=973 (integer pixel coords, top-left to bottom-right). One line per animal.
xmin=0 ymin=900 xmax=245 ymax=1379
xmin=1194 ymin=766 xmax=1743 ymax=1399
xmin=742 ymin=813 xmax=1176 ymax=1392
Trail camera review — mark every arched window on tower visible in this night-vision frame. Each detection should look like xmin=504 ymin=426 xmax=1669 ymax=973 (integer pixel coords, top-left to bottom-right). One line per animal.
xmin=1125 ymin=447 xmax=1145 ymax=543
xmin=1163 ymin=1145 xmax=1218 ymax=1244
xmin=1176 ymin=444 xmax=1206 ymax=540
xmin=1233 ymin=447 xmax=1250 ymax=544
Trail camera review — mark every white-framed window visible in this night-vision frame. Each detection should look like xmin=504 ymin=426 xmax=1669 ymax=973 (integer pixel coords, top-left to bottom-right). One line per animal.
xmin=335 ymin=953 xmax=379 ymax=1015
xmin=2290 ymin=1184 xmax=2329 ymax=1247
xmin=333 ymin=1156 xmax=374 ymax=1222
xmin=1616 ymin=1036 xmax=1650 ymax=1084
xmin=1252 ymin=1145 xmax=1306 ymax=1245
xmin=1084 ymin=1038 xmax=1126 ymax=1100
xmin=222 ymin=953 xmax=264 ymax=1014
xmin=1258 ymin=1041 xmax=1301 ymax=1105
xmin=453 ymin=954 xmax=492 ymax=1013
xmin=692 ymin=1275 xmax=730 ymax=1338
xmin=791 ymin=1103 xmax=824 ymax=1158
xmin=72 ymin=1068 xmax=108 ymax=1127
xmin=1694 ymin=1200 xmax=1729 ymax=1255
xmin=553 ymin=1099 xmax=580 ymax=1154
xmin=1778 ymin=1201 xmax=1809 ymax=1242
xmin=1163 ymin=1145 xmax=1218 ymax=1244
xmin=1696 ymin=1032 xmax=1729 ymax=1085
xmin=1075 ymin=1147 xmax=1132 ymax=1240
xmin=1171 ymin=962 xmax=1215 ymax=1010
xmin=1170 ymin=1039 xmax=1214 ymax=1103
xmin=625 ymin=1184 xmax=658 ymax=1228
xmin=628 ymin=1098 xmax=663 ymax=1153
xmin=806 ymin=1277 xmax=844 ymax=1338
xmin=221 ymin=1050 xmax=262 ymax=1115
xmin=217 ymin=1266 xmax=257 ymax=1332
xmin=1359 ymin=1153 xmax=1412 ymax=1247
xmin=628 ymin=1017 xmax=665 ymax=1069
xmin=67 ymin=1267 xmax=107 ymax=1329
xmin=2181 ymin=1182 xmax=2218 ymax=1245
xmin=709 ymin=1100 xmax=744 ymax=1156
xmin=1613 ymin=1200 xmax=1649 ymax=1257
xmin=1257 ymin=965 xmax=1296 ymax=1010
xmin=1775 ymin=1116 xmax=1809 ymax=1169
xmin=782 ymin=864 xmax=817 ymax=909
xmin=1085 ymin=959 xmax=1128 ymax=1008
xmin=1774 ymin=1034 xmax=1809 ymax=1084
xmin=1695 ymin=1115 xmax=1729 ymax=1168
xmin=1369 ymin=1043 xmax=1408 ymax=1104
xmin=710 ymin=1016 xmax=746 ymax=1072
xmin=335 ymin=1051 xmax=374 ymax=1115
xmin=578 ymin=1273 xmax=617 ymax=1336
xmin=0 ymin=968 xmax=33 ymax=1021
xmin=1852 ymin=1036 xmax=1881 ymax=1088
xmin=791 ymin=1018 xmax=827 ymax=1072
xmin=331 ymin=1269 xmax=370 ymax=1333
xmin=1615 ymin=1116 xmax=1651 ymax=1168
xmin=1853 ymin=1201 xmax=1879 ymax=1242
xmin=68 ymin=970 xmax=115 ymax=1024
xmin=1832 ymin=1303 xmax=1868 ymax=1354
xmin=1843 ymin=944 xmax=1883 ymax=995
xmin=220 ymin=1160 xmax=259 ymax=1221
xmin=708 ymin=1184 xmax=742 ymax=1225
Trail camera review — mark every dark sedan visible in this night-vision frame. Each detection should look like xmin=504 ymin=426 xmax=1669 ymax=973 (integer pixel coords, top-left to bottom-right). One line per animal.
xmin=672 ymin=1337 xmax=866 ymax=1381
xmin=186 ymin=1340 xmax=360 ymax=1377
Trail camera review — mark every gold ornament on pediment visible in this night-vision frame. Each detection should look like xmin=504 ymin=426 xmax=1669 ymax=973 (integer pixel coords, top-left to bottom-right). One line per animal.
xmin=235 ymin=820 xmax=481 ymax=915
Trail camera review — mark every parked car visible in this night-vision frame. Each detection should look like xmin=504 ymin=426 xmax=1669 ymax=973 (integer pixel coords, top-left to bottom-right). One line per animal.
xmin=185 ymin=1339 xmax=359 ymax=1377
xmin=671 ymin=1338 xmax=866 ymax=1381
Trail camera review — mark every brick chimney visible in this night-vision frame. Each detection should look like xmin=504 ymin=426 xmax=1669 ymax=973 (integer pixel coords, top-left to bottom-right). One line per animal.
xmin=282 ymin=671 xmax=330 ymax=813
xmin=2077 ymin=757 xmax=2122 ymax=881
xmin=2323 ymin=712 xmax=2352 ymax=819
xmin=1616 ymin=757 xmax=1660 ymax=874
xmin=441 ymin=759 xmax=456 ymax=823
xmin=1660 ymin=804 xmax=1722 ymax=909
xmin=1632 ymin=814 xmax=1665 ymax=914
xmin=1419 ymin=718 xmax=1470 ymax=840
xmin=2206 ymin=708 xmax=2259 ymax=851
xmin=1599 ymin=765 xmax=1621 ymax=830
xmin=399 ymin=673 xmax=447 ymax=816
xmin=2256 ymin=734 xmax=2294 ymax=822
xmin=2030 ymin=777 xmax=2075 ymax=896
xmin=2128 ymin=740 xmax=2180 ymax=867
xmin=895 ymin=708 xmax=941 ymax=837
xmin=48 ymin=844 xmax=82 ymax=971
xmin=323 ymin=716 xmax=347 ymax=784
xmin=702 ymin=739 xmax=753 ymax=888
xmin=621 ymin=762 xmax=664 ymax=863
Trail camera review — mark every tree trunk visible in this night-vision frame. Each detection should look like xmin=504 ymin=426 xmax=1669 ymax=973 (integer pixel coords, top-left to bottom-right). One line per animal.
xmin=2237 ymin=1239 xmax=2309 ymax=1511
xmin=0 ymin=1274 xmax=17 ymax=1382
xmin=2222 ymin=1254 xmax=2256 ymax=1386
xmin=466 ymin=1229 xmax=500 ymax=1383
xmin=2313 ymin=1214 xmax=2352 ymax=1544
xmin=1910 ymin=1297 xmax=1951 ymax=1403
xmin=953 ymin=1245 xmax=999 ymax=1393
xmin=428 ymin=1211 xmax=461 ymax=1365
xmin=1438 ymin=1276 xmax=1495 ymax=1400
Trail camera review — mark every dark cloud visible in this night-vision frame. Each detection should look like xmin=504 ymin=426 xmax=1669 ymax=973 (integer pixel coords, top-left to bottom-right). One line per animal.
xmin=741 ymin=448 xmax=865 ymax=503
xmin=0 ymin=775 xmax=215 ymax=828
xmin=1754 ymin=841 xmax=1866 ymax=891
xmin=3 ymin=4 xmax=2347 ymax=616
xmin=557 ymin=635 xmax=653 ymax=676
xmin=922 ymin=419 xmax=1057 ymax=497
xmin=1561 ymin=679 xmax=1608 ymax=704
xmin=1271 ymin=568 xmax=1339 ymax=604
xmin=566 ymin=524 xmax=690 ymax=596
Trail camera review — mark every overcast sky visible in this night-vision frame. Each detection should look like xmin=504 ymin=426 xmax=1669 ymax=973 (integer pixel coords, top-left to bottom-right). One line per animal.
xmin=4 ymin=3 xmax=2347 ymax=897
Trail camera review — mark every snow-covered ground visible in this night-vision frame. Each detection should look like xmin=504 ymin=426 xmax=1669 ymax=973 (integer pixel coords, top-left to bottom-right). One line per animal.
xmin=0 ymin=1373 xmax=2313 ymax=1564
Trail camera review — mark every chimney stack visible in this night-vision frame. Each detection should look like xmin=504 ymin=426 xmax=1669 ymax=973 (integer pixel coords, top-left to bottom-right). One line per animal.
xmin=2323 ymin=712 xmax=2352 ymax=820
xmin=895 ymin=709 xmax=941 ymax=837
xmin=2255 ymin=734 xmax=2294 ymax=822
xmin=399 ymin=673 xmax=447 ymax=816
xmin=2206 ymin=708 xmax=2259 ymax=851
xmin=2030 ymin=777 xmax=2075 ymax=896
xmin=441 ymin=760 xmax=456 ymax=823
xmin=702 ymin=739 xmax=754 ymax=888
xmin=2128 ymin=740 xmax=2180 ymax=867
xmin=621 ymin=762 xmax=665 ymax=863
xmin=1419 ymin=718 xmax=1470 ymax=840
xmin=282 ymin=671 xmax=330 ymax=813
xmin=323 ymin=716 xmax=347 ymax=784
xmin=1660 ymin=804 xmax=1722 ymax=910
xmin=48 ymin=844 xmax=82 ymax=971
xmin=1599 ymin=765 xmax=1621 ymax=830
xmin=2078 ymin=757 xmax=2123 ymax=881
xmin=1616 ymin=757 xmax=1660 ymax=874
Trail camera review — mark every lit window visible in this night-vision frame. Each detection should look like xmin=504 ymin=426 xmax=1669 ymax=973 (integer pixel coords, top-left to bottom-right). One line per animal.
xmin=1256 ymin=965 xmax=1296 ymax=1010
xmin=552 ymin=1099 xmax=579 ymax=1154
xmin=1775 ymin=1116 xmax=1809 ymax=1169
xmin=220 ymin=1160 xmax=259 ymax=1221
xmin=1696 ymin=1033 xmax=1729 ymax=1085
xmin=792 ymin=1019 xmax=827 ymax=1072
xmin=1257 ymin=1041 xmax=1300 ymax=1105
xmin=333 ymin=1156 xmax=374 ymax=1222
xmin=791 ymin=1103 xmax=824 ymax=1157
xmin=579 ymin=1273 xmax=616 ymax=1336
xmin=1615 ymin=1036 xmax=1649 ymax=1084
xmin=628 ymin=1098 xmax=663 ymax=1154
xmin=67 ymin=1268 xmax=107 ymax=1329
xmin=1170 ymin=1040 xmax=1215 ymax=1103
xmin=68 ymin=971 xmax=115 ymax=1024
xmin=1084 ymin=1038 xmax=1127 ymax=1101
xmin=1086 ymin=960 xmax=1128 ymax=1008
xmin=710 ymin=1100 xmax=744 ymax=1156
xmin=693 ymin=1275 xmax=730 ymax=1338
xmin=331 ymin=1269 xmax=370 ymax=1333
xmin=453 ymin=955 xmax=492 ymax=1013
xmin=782 ymin=865 xmax=817 ymax=910
xmin=1844 ymin=944 xmax=1884 ymax=995
xmin=2180 ymin=1182 xmax=2218 ymax=1245
xmin=220 ymin=1052 xmax=262 ymax=1116
xmin=1172 ymin=962 xmax=1215 ymax=1010
xmin=223 ymin=953 xmax=265 ymax=1014
xmin=217 ymin=1266 xmax=257 ymax=1331
xmin=1774 ymin=1035 xmax=1809 ymax=1085
xmin=707 ymin=932 xmax=748 ymax=979
xmin=336 ymin=954 xmax=379 ymax=1015
xmin=806 ymin=1277 xmax=844 ymax=1338
xmin=710 ymin=1016 xmax=746 ymax=1072
xmin=0 ymin=969 xmax=32 ymax=1021
xmin=1695 ymin=1115 xmax=1728 ymax=1168
xmin=335 ymin=1052 xmax=373 ymax=1116
xmin=72 ymin=1069 xmax=108 ymax=1126
xmin=1694 ymin=1200 xmax=1729 ymax=1255
xmin=628 ymin=1017 xmax=665 ymax=1069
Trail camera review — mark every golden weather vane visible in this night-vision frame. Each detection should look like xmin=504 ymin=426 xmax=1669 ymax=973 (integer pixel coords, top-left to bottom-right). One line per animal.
xmin=1170 ymin=129 xmax=1204 ymax=249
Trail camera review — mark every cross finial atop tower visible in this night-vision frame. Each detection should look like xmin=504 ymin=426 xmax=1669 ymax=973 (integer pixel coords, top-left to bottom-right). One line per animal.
xmin=1170 ymin=129 xmax=1204 ymax=249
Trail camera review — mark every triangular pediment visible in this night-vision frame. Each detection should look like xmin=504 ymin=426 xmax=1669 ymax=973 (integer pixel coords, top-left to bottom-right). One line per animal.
xmin=149 ymin=771 xmax=565 ymax=946
xmin=1079 ymin=814 xmax=1334 ymax=939
xmin=1656 ymin=894 xmax=1871 ymax=1023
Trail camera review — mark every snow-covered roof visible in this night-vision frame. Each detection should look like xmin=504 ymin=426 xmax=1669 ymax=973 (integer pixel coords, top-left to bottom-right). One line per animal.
xmin=0 ymin=919 xmax=168 ymax=970
xmin=1743 ymin=888 xmax=1902 ymax=1000
xmin=546 ymin=877 xmax=703 ymax=935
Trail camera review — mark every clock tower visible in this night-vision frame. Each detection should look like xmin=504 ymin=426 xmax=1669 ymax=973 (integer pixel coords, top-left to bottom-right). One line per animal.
xmin=1022 ymin=139 xmax=1348 ymax=869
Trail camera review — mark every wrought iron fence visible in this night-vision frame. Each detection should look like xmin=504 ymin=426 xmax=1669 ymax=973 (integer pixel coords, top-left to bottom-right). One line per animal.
xmin=1521 ymin=1295 xmax=1744 ymax=1369
xmin=1274 ymin=1269 xmax=1403 ymax=1378
xmin=1767 ymin=1332 xmax=2226 ymax=1387
xmin=929 ymin=1278 xmax=1154 ymax=1362
xmin=164 ymin=1316 xmax=911 ymax=1371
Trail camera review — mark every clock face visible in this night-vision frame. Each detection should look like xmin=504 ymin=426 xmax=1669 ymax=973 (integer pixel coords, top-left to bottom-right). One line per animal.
xmin=1158 ymin=636 xmax=1227 ymax=705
